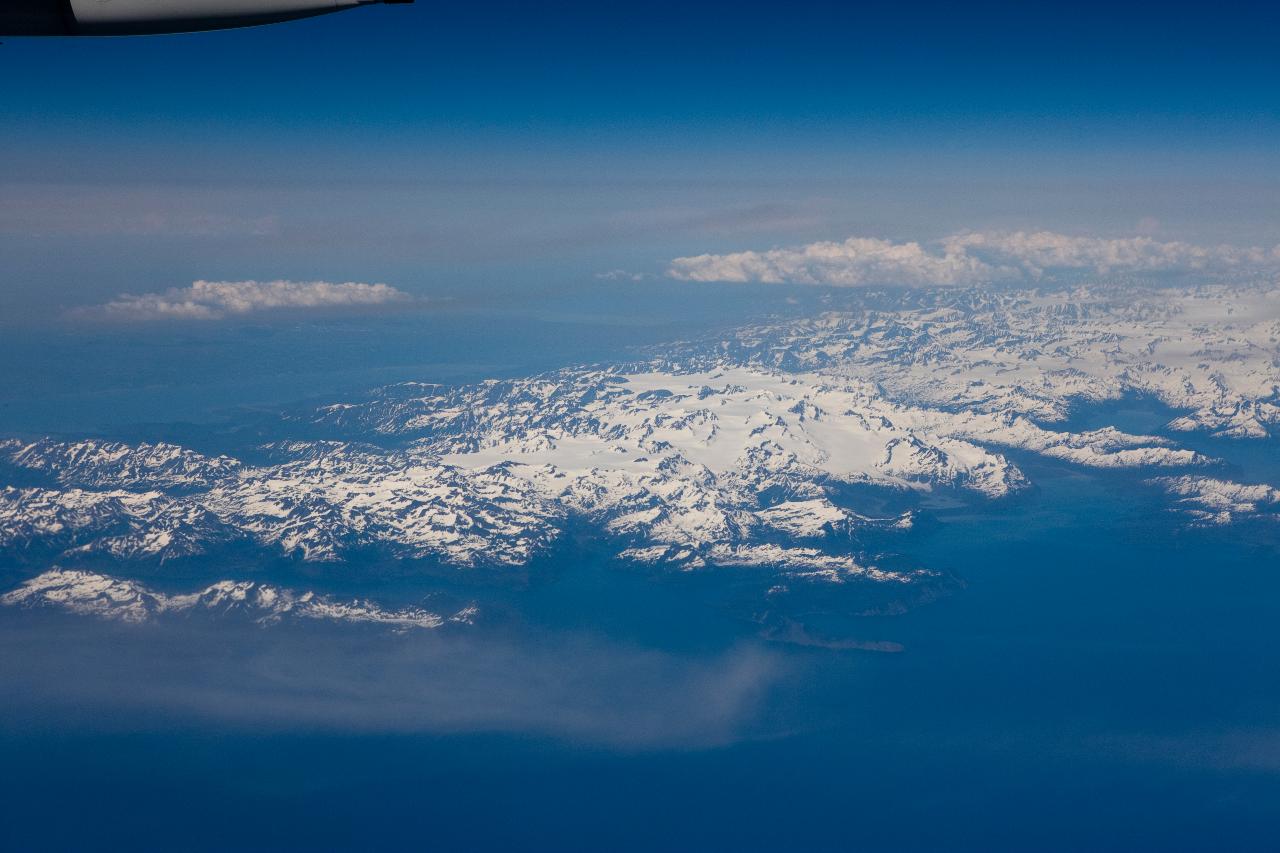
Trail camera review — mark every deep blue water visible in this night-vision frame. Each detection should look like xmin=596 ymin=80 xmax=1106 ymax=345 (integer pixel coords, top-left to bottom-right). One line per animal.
xmin=2 ymin=314 xmax=1279 ymax=851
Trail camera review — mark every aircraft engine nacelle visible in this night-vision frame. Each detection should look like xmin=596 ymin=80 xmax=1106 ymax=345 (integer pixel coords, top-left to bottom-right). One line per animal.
xmin=1 ymin=0 xmax=411 ymax=36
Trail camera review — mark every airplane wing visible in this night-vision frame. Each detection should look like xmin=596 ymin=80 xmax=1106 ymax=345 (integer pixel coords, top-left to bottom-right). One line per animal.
xmin=2 ymin=0 xmax=412 ymax=36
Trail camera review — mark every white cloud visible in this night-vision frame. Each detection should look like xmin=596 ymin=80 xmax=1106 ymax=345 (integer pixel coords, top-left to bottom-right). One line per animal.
xmin=76 ymin=279 xmax=413 ymax=322
xmin=669 ymin=237 xmax=994 ymax=287
xmin=669 ymin=231 xmax=1280 ymax=287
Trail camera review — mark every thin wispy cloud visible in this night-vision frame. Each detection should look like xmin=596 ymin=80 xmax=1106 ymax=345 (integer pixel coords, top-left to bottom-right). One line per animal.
xmin=669 ymin=231 xmax=1280 ymax=287
xmin=946 ymin=231 xmax=1280 ymax=278
xmin=595 ymin=269 xmax=651 ymax=282
xmin=0 ymin=619 xmax=781 ymax=749
xmin=74 ymin=279 xmax=413 ymax=322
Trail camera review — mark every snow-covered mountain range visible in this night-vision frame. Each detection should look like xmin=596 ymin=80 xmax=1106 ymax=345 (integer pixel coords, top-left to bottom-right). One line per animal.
xmin=2 ymin=568 xmax=472 ymax=629
xmin=2 ymin=281 xmax=1276 ymax=626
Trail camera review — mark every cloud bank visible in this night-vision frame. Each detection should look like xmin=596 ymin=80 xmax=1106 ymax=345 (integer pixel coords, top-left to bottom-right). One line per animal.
xmin=669 ymin=237 xmax=989 ymax=287
xmin=77 ymin=279 xmax=412 ymax=321
xmin=669 ymin=231 xmax=1280 ymax=287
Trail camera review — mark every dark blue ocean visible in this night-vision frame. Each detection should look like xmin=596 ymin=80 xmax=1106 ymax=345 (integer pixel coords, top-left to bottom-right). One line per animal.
xmin=2 ymin=304 xmax=1279 ymax=852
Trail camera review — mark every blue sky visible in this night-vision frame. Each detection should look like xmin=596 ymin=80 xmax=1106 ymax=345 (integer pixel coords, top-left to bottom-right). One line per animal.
xmin=1 ymin=0 xmax=1278 ymax=318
